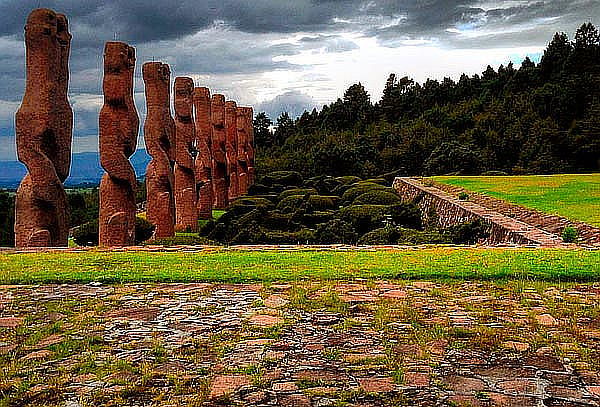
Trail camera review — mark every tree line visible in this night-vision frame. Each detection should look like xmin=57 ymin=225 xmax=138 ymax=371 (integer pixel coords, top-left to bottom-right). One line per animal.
xmin=254 ymin=23 xmax=600 ymax=178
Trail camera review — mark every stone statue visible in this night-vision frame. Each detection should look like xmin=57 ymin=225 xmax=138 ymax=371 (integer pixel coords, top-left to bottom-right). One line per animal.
xmin=99 ymin=42 xmax=139 ymax=246
xmin=211 ymin=94 xmax=228 ymax=209
xmin=236 ymin=107 xmax=251 ymax=196
xmin=225 ymin=101 xmax=239 ymax=201
xmin=15 ymin=9 xmax=72 ymax=247
xmin=174 ymin=77 xmax=197 ymax=231
xmin=245 ymin=107 xmax=256 ymax=187
xmin=194 ymin=87 xmax=214 ymax=219
xmin=143 ymin=62 xmax=175 ymax=239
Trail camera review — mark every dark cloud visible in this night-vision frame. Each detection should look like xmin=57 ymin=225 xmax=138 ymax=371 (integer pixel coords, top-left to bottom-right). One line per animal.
xmin=0 ymin=0 xmax=599 ymax=161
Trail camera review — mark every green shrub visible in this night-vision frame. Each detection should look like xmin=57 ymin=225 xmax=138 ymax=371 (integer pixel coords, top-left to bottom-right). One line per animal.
xmin=341 ymin=183 xmax=392 ymax=204
xmin=263 ymin=228 xmax=316 ymax=244
xmin=278 ymin=188 xmax=318 ymax=201
xmin=481 ymin=170 xmax=508 ymax=176
xmin=337 ymin=205 xmax=389 ymax=235
xmin=261 ymin=171 xmax=303 ymax=187
xmin=444 ymin=219 xmax=489 ymax=244
xmin=395 ymin=228 xmax=448 ymax=244
xmin=353 ymin=190 xmax=401 ymax=205
xmin=303 ymin=175 xmax=343 ymax=195
xmin=308 ymin=195 xmax=339 ymax=211
xmin=146 ymin=235 xmax=216 ymax=246
xmin=135 ymin=217 xmax=155 ymax=244
xmin=457 ymin=192 xmax=469 ymax=201
xmin=562 ymin=226 xmax=578 ymax=243
xmin=277 ymin=195 xmax=306 ymax=213
xmin=358 ymin=226 xmax=400 ymax=245
xmin=261 ymin=211 xmax=301 ymax=231
xmin=72 ymin=219 xmax=99 ymax=246
xmin=298 ymin=211 xmax=336 ymax=227
xmin=315 ymin=219 xmax=358 ymax=244
xmin=388 ymin=203 xmax=423 ymax=229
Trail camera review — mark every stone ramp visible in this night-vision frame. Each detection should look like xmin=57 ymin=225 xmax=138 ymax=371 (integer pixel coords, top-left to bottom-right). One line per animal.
xmin=433 ymin=180 xmax=600 ymax=247
xmin=394 ymin=177 xmax=567 ymax=247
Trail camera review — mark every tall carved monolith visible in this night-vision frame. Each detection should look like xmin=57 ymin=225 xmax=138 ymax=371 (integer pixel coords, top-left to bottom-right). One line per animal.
xmin=174 ymin=77 xmax=197 ymax=231
xmin=143 ymin=62 xmax=175 ymax=239
xmin=15 ymin=9 xmax=72 ymax=247
xmin=211 ymin=94 xmax=228 ymax=209
xmin=225 ymin=101 xmax=239 ymax=201
xmin=99 ymin=42 xmax=139 ymax=246
xmin=236 ymin=107 xmax=250 ymax=196
xmin=245 ymin=107 xmax=256 ymax=187
xmin=194 ymin=87 xmax=214 ymax=219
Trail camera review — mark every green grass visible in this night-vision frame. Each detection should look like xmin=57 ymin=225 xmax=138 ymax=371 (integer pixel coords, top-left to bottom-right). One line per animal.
xmin=0 ymin=248 xmax=598 ymax=284
xmin=433 ymin=174 xmax=600 ymax=226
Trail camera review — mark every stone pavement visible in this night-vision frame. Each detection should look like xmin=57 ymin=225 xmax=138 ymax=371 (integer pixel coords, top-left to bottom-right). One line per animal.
xmin=1 ymin=281 xmax=599 ymax=406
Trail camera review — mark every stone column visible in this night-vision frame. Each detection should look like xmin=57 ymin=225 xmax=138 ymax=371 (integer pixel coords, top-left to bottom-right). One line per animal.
xmin=236 ymin=107 xmax=250 ymax=196
xmin=143 ymin=62 xmax=175 ymax=239
xmin=15 ymin=9 xmax=72 ymax=247
xmin=194 ymin=87 xmax=214 ymax=219
xmin=174 ymin=77 xmax=197 ymax=232
xmin=99 ymin=42 xmax=139 ymax=246
xmin=225 ymin=101 xmax=239 ymax=201
xmin=211 ymin=94 xmax=228 ymax=209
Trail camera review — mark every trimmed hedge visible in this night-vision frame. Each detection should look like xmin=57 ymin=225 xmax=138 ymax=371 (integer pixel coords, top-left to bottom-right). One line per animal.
xmin=353 ymin=191 xmax=401 ymax=205
xmin=277 ymin=195 xmax=306 ymax=213
xmin=341 ymin=183 xmax=393 ymax=204
xmin=315 ymin=219 xmax=358 ymax=244
xmin=278 ymin=188 xmax=318 ymax=201
xmin=337 ymin=205 xmax=390 ymax=235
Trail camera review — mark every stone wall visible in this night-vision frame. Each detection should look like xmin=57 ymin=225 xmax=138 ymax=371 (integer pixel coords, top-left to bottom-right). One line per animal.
xmin=393 ymin=178 xmax=566 ymax=247
xmin=433 ymin=181 xmax=600 ymax=247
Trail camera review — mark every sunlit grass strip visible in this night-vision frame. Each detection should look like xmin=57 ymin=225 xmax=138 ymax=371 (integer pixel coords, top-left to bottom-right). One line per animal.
xmin=433 ymin=174 xmax=600 ymax=226
xmin=0 ymin=248 xmax=598 ymax=284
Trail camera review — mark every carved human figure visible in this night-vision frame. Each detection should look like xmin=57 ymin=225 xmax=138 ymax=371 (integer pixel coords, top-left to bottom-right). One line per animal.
xmin=174 ymin=77 xmax=197 ymax=231
xmin=225 ymin=101 xmax=239 ymax=201
xmin=194 ymin=87 xmax=214 ymax=219
xmin=236 ymin=107 xmax=250 ymax=196
xmin=245 ymin=107 xmax=256 ymax=187
xmin=211 ymin=94 xmax=228 ymax=209
xmin=15 ymin=9 xmax=72 ymax=247
xmin=99 ymin=42 xmax=139 ymax=246
xmin=143 ymin=62 xmax=176 ymax=239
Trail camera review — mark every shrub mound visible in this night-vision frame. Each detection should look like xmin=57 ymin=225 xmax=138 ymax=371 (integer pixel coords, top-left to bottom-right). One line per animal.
xmin=196 ymin=171 xmax=489 ymax=246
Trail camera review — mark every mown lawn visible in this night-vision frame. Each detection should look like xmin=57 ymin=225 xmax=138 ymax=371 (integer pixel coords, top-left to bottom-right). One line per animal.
xmin=0 ymin=248 xmax=599 ymax=284
xmin=433 ymin=174 xmax=600 ymax=226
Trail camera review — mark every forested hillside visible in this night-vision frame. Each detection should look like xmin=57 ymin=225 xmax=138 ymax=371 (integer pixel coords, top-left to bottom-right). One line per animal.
xmin=255 ymin=23 xmax=600 ymax=178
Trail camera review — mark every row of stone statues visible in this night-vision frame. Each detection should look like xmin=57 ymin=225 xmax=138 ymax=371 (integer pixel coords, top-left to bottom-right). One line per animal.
xmin=14 ymin=9 xmax=255 ymax=248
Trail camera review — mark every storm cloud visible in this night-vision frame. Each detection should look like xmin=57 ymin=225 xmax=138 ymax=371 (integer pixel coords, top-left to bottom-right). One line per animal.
xmin=0 ymin=0 xmax=598 ymax=160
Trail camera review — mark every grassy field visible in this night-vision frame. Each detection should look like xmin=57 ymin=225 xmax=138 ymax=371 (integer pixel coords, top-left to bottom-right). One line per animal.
xmin=433 ymin=174 xmax=600 ymax=226
xmin=0 ymin=248 xmax=599 ymax=284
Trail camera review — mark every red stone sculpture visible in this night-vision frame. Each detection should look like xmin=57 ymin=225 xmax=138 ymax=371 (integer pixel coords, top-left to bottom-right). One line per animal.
xmin=194 ymin=87 xmax=214 ymax=219
xmin=15 ymin=9 xmax=72 ymax=247
xmin=99 ymin=42 xmax=139 ymax=246
xmin=211 ymin=94 xmax=228 ymax=209
xmin=174 ymin=77 xmax=198 ymax=231
xmin=143 ymin=62 xmax=176 ymax=239
xmin=225 ymin=101 xmax=239 ymax=201
xmin=236 ymin=107 xmax=250 ymax=196
xmin=245 ymin=107 xmax=256 ymax=187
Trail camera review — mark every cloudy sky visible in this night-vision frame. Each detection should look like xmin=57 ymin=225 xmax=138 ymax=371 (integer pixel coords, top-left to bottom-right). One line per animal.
xmin=0 ymin=0 xmax=598 ymax=160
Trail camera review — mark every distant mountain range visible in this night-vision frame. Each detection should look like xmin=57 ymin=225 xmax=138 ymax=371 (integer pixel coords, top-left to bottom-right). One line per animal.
xmin=0 ymin=150 xmax=151 ymax=188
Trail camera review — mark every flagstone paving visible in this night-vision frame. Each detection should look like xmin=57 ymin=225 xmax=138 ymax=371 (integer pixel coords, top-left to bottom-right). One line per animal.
xmin=1 ymin=281 xmax=599 ymax=406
